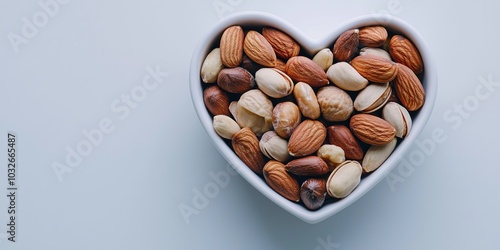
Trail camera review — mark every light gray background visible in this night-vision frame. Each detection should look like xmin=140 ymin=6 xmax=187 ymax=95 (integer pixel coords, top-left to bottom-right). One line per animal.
xmin=1 ymin=0 xmax=499 ymax=249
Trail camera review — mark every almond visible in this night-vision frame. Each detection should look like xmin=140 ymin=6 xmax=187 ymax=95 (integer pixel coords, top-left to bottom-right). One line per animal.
xmin=285 ymin=156 xmax=329 ymax=176
xmin=350 ymin=55 xmax=398 ymax=83
xmin=359 ymin=26 xmax=388 ymax=48
xmin=232 ymin=127 xmax=265 ymax=174
xmin=220 ymin=26 xmax=244 ymax=68
xmin=203 ymin=85 xmax=230 ymax=116
xmin=262 ymin=27 xmax=300 ymax=59
xmin=263 ymin=160 xmax=300 ymax=202
xmin=327 ymin=125 xmax=363 ymax=161
xmin=243 ymin=30 xmax=277 ymax=67
xmin=389 ymin=35 xmax=423 ymax=74
xmin=275 ymin=58 xmax=287 ymax=72
xmin=333 ymin=29 xmax=359 ymax=62
xmin=285 ymin=56 xmax=329 ymax=87
xmin=350 ymin=114 xmax=396 ymax=146
xmin=217 ymin=67 xmax=255 ymax=94
xmin=288 ymin=120 xmax=326 ymax=157
xmin=393 ymin=63 xmax=425 ymax=111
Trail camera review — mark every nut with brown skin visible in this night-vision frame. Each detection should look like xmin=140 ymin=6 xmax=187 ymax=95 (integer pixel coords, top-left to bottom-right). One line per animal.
xmin=275 ymin=58 xmax=287 ymax=72
xmin=220 ymin=25 xmax=244 ymax=68
xmin=262 ymin=27 xmax=300 ymax=59
xmin=285 ymin=56 xmax=329 ymax=87
xmin=263 ymin=160 xmax=300 ymax=202
xmin=359 ymin=26 xmax=388 ymax=48
xmin=350 ymin=114 xmax=396 ymax=146
xmin=288 ymin=120 xmax=326 ymax=157
xmin=333 ymin=29 xmax=359 ymax=62
xmin=393 ymin=63 xmax=425 ymax=111
xmin=300 ymin=178 xmax=327 ymax=210
xmin=327 ymin=125 xmax=364 ymax=161
xmin=350 ymin=55 xmax=398 ymax=83
xmin=244 ymin=30 xmax=277 ymax=67
xmin=259 ymin=131 xmax=290 ymax=163
xmin=240 ymin=54 xmax=261 ymax=75
xmin=285 ymin=156 xmax=329 ymax=176
xmin=389 ymin=35 xmax=423 ymax=74
xmin=232 ymin=127 xmax=265 ymax=174
xmin=203 ymin=85 xmax=230 ymax=116
xmin=217 ymin=67 xmax=255 ymax=94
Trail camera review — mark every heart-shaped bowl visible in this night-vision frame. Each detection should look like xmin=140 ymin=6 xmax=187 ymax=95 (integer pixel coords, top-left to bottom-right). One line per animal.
xmin=190 ymin=11 xmax=437 ymax=224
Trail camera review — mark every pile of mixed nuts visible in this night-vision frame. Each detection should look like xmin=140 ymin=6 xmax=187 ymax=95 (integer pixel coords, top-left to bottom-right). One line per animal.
xmin=200 ymin=25 xmax=425 ymax=210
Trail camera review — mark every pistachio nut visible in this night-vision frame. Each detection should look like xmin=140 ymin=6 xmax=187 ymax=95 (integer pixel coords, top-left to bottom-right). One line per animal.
xmin=234 ymin=90 xmax=273 ymax=136
xmin=354 ymin=82 xmax=392 ymax=113
xmin=255 ymin=68 xmax=294 ymax=98
xmin=382 ymin=102 xmax=412 ymax=138
xmin=238 ymin=89 xmax=273 ymax=120
xmin=234 ymin=101 xmax=272 ymax=136
xmin=259 ymin=131 xmax=290 ymax=163
xmin=326 ymin=160 xmax=362 ymax=198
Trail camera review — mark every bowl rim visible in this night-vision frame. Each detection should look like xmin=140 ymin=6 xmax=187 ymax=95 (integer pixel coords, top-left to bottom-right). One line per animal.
xmin=189 ymin=11 xmax=437 ymax=224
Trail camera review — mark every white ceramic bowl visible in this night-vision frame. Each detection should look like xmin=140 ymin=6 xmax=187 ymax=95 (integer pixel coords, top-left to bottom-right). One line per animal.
xmin=190 ymin=11 xmax=437 ymax=224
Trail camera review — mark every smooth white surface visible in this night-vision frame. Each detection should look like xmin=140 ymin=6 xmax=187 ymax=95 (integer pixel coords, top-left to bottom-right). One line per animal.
xmin=1 ymin=0 xmax=500 ymax=249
